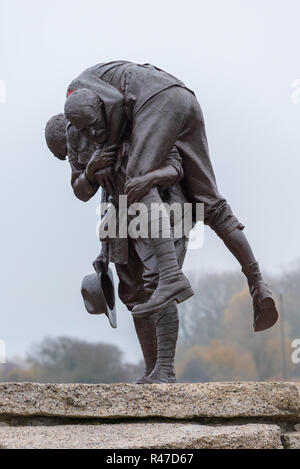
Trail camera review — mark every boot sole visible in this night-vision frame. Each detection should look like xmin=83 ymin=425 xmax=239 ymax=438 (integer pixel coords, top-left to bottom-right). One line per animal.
xmin=175 ymin=287 xmax=195 ymax=304
xmin=137 ymin=377 xmax=177 ymax=384
xmin=254 ymin=297 xmax=279 ymax=332
xmin=135 ymin=376 xmax=150 ymax=384
xmin=132 ymin=287 xmax=194 ymax=318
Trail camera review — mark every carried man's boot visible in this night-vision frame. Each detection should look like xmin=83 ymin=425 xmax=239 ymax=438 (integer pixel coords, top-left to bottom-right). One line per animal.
xmin=213 ymin=223 xmax=279 ymax=333
xmin=132 ymin=188 xmax=193 ymax=318
xmin=132 ymin=236 xmax=193 ymax=317
xmin=242 ymin=262 xmax=279 ymax=332
xmin=140 ymin=304 xmax=179 ymax=384
xmin=133 ymin=317 xmax=157 ymax=384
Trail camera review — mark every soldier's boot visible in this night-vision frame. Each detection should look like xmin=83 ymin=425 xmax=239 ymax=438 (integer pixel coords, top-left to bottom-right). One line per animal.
xmin=132 ymin=189 xmax=194 ymax=318
xmin=132 ymin=237 xmax=193 ymax=317
xmin=140 ymin=303 xmax=179 ymax=384
xmin=132 ymin=239 xmax=194 ymax=317
xmin=133 ymin=317 xmax=157 ymax=384
xmin=242 ymin=262 xmax=278 ymax=332
xmin=215 ymin=226 xmax=278 ymax=332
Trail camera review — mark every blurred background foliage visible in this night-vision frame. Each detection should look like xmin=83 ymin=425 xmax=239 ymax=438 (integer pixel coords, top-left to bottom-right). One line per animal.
xmin=1 ymin=262 xmax=300 ymax=383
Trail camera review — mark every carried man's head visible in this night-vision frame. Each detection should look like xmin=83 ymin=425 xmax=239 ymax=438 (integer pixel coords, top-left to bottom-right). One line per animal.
xmin=45 ymin=113 xmax=68 ymax=160
xmin=64 ymin=88 xmax=108 ymax=144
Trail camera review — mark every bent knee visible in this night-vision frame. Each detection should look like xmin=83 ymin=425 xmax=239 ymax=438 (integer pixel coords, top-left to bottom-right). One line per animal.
xmin=206 ymin=200 xmax=245 ymax=238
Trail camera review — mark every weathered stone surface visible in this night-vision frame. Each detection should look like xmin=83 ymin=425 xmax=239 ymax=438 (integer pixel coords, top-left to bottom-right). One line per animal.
xmin=282 ymin=432 xmax=300 ymax=449
xmin=0 ymin=423 xmax=283 ymax=449
xmin=0 ymin=382 xmax=299 ymax=420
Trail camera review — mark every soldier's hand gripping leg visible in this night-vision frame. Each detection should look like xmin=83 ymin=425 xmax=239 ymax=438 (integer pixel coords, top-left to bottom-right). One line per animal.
xmin=132 ymin=189 xmax=193 ymax=317
xmin=133 ymin=316 xmax=157 ymax=384
xmin=139 ymin=303 xmax=179 ymax=384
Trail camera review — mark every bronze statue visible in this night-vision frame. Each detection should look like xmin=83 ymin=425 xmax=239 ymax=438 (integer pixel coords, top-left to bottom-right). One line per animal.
xmin=45 ymin=61 xmax=279 ymax=384
xmin=45 ymin=113 xmax=188 ymax=383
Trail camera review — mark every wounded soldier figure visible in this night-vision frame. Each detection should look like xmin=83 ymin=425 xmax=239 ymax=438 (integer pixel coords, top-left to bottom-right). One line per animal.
xmin=45 ymin=113 xmax=190 ymax=383
xmin=63 ymin=61 xmax=278 ymax=332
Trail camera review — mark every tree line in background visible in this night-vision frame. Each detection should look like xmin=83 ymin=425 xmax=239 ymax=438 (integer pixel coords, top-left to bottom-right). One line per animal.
xmin=176 ymin=261 xmax=300 ymax=382
xmin=0 ymin=337 xmax=144 ymax=384
xmin=1 ymin=261 xmax=300 ymax=383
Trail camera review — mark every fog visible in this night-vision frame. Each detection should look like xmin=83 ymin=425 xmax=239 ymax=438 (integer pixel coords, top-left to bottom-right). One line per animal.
xmin=0 ymin=0 xmax=299 ymax=362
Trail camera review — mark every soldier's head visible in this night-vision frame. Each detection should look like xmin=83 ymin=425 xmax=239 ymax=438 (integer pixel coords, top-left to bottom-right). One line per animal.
xmin=45 ymin=113 xmax=68 ymax=160
xmin=64 ymin=88 xmax=108 ymax=144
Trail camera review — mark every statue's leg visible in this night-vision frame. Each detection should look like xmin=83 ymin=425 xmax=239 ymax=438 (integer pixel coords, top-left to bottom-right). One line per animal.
xmin=133 ymin=316 xmax=157 ymax=384
xmin=115 ymin=243 xmax=157 ymax=382
xmin=124 ymin=89 xmax=194 ymax=317
xmin=133 ymin=238 xmax=186 ymax=384
xmin=173 ymin=89 xmax=278 ymax=333
xmin=213 ymin=224 xmax=278 ymax=332
xmin=132 ymin=188 xmax=193 ymax=317
xmin=137 ymin=303 xmax=179 ymax=384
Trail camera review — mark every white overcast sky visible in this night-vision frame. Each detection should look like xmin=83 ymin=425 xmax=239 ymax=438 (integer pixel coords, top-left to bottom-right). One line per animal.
xmin=0 ymin=0 xmax=299 ymax=362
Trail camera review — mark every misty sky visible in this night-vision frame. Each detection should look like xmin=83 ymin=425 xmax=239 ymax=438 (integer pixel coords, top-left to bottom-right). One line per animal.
xmin=0 ymin=0 xmax=299 ymax=362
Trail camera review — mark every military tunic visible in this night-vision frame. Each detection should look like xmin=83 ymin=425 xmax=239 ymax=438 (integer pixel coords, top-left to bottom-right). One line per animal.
xmin=67 ymin=61 xmax=244 ymax=236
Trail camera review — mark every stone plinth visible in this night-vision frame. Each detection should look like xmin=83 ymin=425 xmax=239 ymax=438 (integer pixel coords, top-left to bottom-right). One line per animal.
xmin=0 ymin=382 xmax=299 ymax=449
xmin=0 ymin=382 xmax=299 ymax=420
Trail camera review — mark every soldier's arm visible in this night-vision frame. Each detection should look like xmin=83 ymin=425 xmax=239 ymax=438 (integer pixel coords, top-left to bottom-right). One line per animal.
xmin=124 ymin=146 xmax=183 ymax=204
xmin=67 ymin=127 xmax=99 ymax=202
xmin=146 ymin=146 xmax=184 ymax=187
